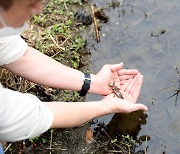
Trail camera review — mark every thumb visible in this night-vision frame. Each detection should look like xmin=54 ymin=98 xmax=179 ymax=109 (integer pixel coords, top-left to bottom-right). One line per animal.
xmin=110 ymin=62 xmax=124 ymax=72
xmin=130 ymin=104 xmax=148 ymax=112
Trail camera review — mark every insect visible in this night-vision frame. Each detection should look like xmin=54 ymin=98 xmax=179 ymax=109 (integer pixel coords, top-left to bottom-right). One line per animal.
xmin=109 ymin=80 xmax=124 ymax=99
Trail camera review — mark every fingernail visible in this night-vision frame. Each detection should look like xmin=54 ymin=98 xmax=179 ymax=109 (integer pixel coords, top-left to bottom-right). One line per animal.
xmin=143 ymin=111 xmax=148 ymax=114
xmin=143 ymin=111 xmax=148 ymax=116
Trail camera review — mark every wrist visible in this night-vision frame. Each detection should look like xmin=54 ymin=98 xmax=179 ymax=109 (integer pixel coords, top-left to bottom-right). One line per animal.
xmin=89 ymin=74 xmax=104 ymax=95
xmin=99 ymin=98 xmax=113 ymax=114
xmin=102 ymin=94 xmax=122 ymax=113
xmin=79 ymin=73 xmax=91 ymax=96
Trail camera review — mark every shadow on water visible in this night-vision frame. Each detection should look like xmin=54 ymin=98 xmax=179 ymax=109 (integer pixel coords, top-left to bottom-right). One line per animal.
xmin=89 ymin=111 xmax=148 ymax=154
xmin=86 ymin=0 xmax=180 ymax=153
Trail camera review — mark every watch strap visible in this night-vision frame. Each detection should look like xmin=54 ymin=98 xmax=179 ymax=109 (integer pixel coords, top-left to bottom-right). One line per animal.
xmin=79 ymin=73 xmax=91 ymax=96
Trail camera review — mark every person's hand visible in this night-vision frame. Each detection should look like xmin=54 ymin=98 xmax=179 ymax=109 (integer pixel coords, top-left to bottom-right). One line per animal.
xmin=93 ymin=62 xmax=139 ymax=95
xmin=102 ymin=73 xmax=148 ymax=113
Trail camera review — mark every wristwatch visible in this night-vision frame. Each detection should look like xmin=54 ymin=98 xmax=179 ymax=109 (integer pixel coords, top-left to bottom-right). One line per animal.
xmin=79 ymin=73 xmax=91 ymax=96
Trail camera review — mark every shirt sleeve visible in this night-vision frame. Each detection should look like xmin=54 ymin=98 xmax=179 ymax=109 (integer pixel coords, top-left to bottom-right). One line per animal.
xmin=0 ymin=84 xmax=54 ymax=142
xmin=0 ymin=35 xmax=28 ymax=66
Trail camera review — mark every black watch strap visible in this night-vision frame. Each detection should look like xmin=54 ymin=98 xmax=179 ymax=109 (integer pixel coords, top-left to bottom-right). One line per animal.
xmin=79 ymin=73 xmax=91 ymax=96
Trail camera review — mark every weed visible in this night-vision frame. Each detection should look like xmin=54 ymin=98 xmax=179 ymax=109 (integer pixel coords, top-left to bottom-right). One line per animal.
xmin=167 ymin=67 xmax=180 ymax=105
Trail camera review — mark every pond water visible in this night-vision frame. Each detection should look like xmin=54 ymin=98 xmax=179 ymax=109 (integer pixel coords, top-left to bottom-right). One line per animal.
xmin=86 ymin=0 xmax=180 ymax=153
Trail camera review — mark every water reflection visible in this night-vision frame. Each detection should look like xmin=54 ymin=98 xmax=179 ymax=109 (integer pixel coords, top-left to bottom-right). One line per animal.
xmin=92 ymin=111 xmax=149 ymax=153
xmin=106 ymin=111 xmax=147 ymax=139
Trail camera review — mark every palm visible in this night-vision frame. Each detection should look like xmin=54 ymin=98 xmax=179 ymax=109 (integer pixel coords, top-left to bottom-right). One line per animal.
xmin=103 ymin=73 xmax=147 ymax=113
xmin=96 ymin=63 xmax=139 ymax=95
xmin=120 ymin=73 xmax=143 ymax=103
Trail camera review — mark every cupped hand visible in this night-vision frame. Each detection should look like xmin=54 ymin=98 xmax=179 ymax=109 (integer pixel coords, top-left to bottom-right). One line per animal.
xmin=102 ymin=73 xmax=148 ymax=113
xmin=95 ymin=62 xmax=139 ymax=95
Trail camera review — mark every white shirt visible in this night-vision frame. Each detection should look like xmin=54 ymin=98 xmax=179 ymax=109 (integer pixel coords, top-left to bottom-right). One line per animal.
xmin=0 ymin=35 xmax=28 ymax=66
xmin=0 ymin=35 xmax=53 ymax=142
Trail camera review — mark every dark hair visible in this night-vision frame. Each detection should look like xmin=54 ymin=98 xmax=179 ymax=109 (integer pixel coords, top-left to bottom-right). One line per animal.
xmin=0 ymin=0 xmax=15 ymax=10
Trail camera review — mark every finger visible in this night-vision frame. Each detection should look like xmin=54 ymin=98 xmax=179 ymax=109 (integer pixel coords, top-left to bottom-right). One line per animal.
xmin=121 ymin=78 xmax=133 ymax=91
xmin=118 ymin=69 xmax=138 ymax=76
xmin=131 ymin=75 xmax=143 ymax=100
xmin=120 ymin=77 xmax=138 ymax=85
xmin=120 ymin=91 xmax=133 ymax=102
xmin=125 ymin=74 xmax=140 ymax=93
xmin=129 ymin=104 xmax=148 ymax=112
xmin=119 ymin=74 xmax=136 ymax=81
xmin=130 ymin=74 xmax=143 ymax=94
xmin=119 ymin=80 xmax=129 ymax=85
xmin=110 ymin=62 xmax=124 ymax=72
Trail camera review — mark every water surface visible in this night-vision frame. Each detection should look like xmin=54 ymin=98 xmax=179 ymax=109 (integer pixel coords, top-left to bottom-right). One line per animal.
xmin=86 ymin=0 xmax=180 ymax=153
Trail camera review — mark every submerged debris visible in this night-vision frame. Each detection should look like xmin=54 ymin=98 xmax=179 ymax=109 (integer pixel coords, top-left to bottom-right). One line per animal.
xmin=74 ymin=10 xmax=93 ymax=26
xmin=151 ymin=29 xmax=166 ymax=37
xmin=111 ymin=0 xmax=121 ymax=9
xmin=94 ymin=8 xmax=109 ymax=23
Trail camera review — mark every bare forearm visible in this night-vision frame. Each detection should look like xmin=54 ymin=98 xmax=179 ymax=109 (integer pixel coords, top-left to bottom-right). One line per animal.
xmin=44 ymin=92 xmax=148 ymax=128
xmin=45 ymin=101 xmax=110 ymax=128
xmin=4 ymin=46 xmax=139 ymax=96
xmin=4 ymin=47 xmax=101 ymax=93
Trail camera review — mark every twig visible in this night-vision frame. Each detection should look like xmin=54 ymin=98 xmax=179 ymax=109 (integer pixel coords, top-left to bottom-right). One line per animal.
xmin=18 ymin=77 xmax=24 ymax=92
xmin=103 ymin=130 xmax=127 ymax=154
xmin=176 ymin=66 xmax=180 ymax=76
xmin=23 ymin=83 xmax=36 ymax=93
xmin=145 ymin=135 xmax=148 ymax=154
xmin=48 ymin=26 xmax=65 ymax=51
xmin=51 ymin=34 xmax=72 ymax=58
xmin=49 ymin=129 xmax=53 ymax=154
xmin=107 ymin=150 xmax=123 ymax=153
xmin=4 ymin=143 xmax=12 ymax=153
xmin=63 ymin=1 xmax=68 ymax=11
xmin=91 ymin=5 xmax=100 ymax=42
xmin=24 ymin=144 xmax=34 ymax=153
xmin=23 ymin=140 xmax=26 ymax=150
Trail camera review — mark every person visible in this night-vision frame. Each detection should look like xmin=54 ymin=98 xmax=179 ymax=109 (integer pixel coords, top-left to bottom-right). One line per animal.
xmin=0 ymin=0 xmax=148 ymax=145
